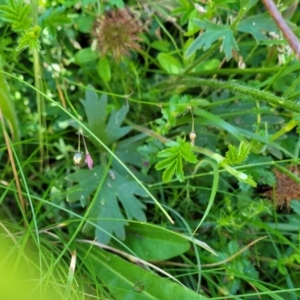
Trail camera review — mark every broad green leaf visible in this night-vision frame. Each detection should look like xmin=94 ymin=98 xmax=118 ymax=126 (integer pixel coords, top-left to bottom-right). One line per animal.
xmin=239 ymin=0 xmax=258 ymax=14
xmin=93 ymin=177 xmax=128 ymax=242
xmin=290 ymin=200 xmax=300 ymax=215
xmin=97 ymin=56 xmax=111 ymax=82
xmin=79 ymin=88 xmax=107 ymax=143
xmin=193 ymin=58 xmax=220 ymax=72
xmin=74 ymin=48 xmax=98 ymax=65
xmin=119 ymin=222 xmax=190 ymax=261
xmin=150 ymin=40 xmax=171 ymax=52
xmin=105 ymin=106 xmax=131 ymax=145
xmin=66 ymin=166 xmax=147 ymax=244
xmin=78 ymin=86 xmax=131 ymax=148
xmin=187 ymin=8 xmax=201 ymax=33
xmin=237 ymin=13 xmax=277 ymax=42
xmin=74 ymin=15 xmax=94 ymax=33
xmin=185 ymin=19 xmax=239 ymax=61
xmin=115 ymin=133 xmax=148 ymax=168
xmin=86 ymin=247 xmax=208 ymax=300
xmin=157 ymin=53 xmax=182 ymax=74
xmin=65 ymin=168 xmax=102 ymax=205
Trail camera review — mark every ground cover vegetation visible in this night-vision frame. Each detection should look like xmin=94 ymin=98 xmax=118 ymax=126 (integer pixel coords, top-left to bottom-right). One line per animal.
xmin=1 ymin=0 xmax=300 ymax=299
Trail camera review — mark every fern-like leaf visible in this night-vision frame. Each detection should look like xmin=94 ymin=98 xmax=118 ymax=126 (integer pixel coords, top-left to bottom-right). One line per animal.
xmin=0 ymin=0 xmax=31 ymax=32
xmin=39 ymin=6 xmax=71 ymax=38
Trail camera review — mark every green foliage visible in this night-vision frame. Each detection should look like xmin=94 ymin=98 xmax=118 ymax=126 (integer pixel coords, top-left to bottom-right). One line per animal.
xmin=86 ymin=246 xmax=208 ymax=300
xmin=0 ymin=0 xmax=31 ymax=32
xmin=0 ymin=232 xmax=71 ymax=300
xmin=2 ymin=0 xmax=300 ymax=299
xmin=97 ymin=56 xmax=111 ymax=82
xmin=160 ymin=95 xmax=209 ymax=133
xmin=66 ymin=166 xmax=147 ymax=244
xmin=65 ymin=87 xmax=151 ymax=244
xmin=0 ymin=66 xmax=20 ymax=146
xmin=116 ymin=222 xmax=190 ymax=261
xmin=186 ymin=20 xmax=239 ymax=61
xmin=39 ymin=6 xmax=71 ymax=38
xmin=16 ymin=25 xmax=41 ymax=51
xmin=78 ymin=86 xmax=130 ymax=148
xmin=108 ymin=0 xmax=124 ymax=8
xmin=184 ymin=1 xmax=278 ymax=61
xmin=157 ymin=52 xmax=183 ymax=74
xmin=223 ymin=142 xmax=251 ymax=165
xmin=237 ymin=13 xmax=277 ymax=41
xmin=155 ymin=137 xmax=198 ymax=182
xmin=0 ymin=0 xmax=40 ymax=51
xmin=218 ymin=240 xmax=258 ymax=294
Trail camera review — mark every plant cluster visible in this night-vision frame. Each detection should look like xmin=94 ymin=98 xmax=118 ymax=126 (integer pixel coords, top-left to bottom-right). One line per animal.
xmin=0 ymin=0 xmax=300 ymax=299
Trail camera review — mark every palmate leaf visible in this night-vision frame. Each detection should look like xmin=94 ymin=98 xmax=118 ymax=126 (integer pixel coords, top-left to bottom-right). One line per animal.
xmin=185 ymin=19 xmax=239 ymax=61
xmin=237 ymin=13 xmax=277 ymax=42
xmin=155 ymin=137 xmax=198 ymax=182
xmin=66 ymin=166 xmax=147 ymax=244
xmin=70 ymin=86 xmax=130 ymax=149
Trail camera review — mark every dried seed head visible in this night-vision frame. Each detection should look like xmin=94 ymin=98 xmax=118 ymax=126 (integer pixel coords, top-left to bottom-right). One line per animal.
xmin=91 ymin=8 xmax=143 ymax=60
xmin=263 ymin=166 xmax=300 ymax=209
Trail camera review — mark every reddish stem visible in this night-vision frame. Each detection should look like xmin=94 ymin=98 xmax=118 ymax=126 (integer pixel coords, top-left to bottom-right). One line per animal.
xmin=262 ymin=0 xmax=300 ymax=59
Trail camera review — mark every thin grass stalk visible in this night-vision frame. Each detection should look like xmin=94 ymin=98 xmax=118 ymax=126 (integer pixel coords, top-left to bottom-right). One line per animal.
xmin=0 ymin=107 xmax=26 ymax=219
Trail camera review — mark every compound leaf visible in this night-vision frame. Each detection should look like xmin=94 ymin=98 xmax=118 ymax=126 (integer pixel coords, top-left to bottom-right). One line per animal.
xmin=156 ymin=137 xmax=197 ymax=182
xmin=0 ymin=0 xmax=31 ymax=32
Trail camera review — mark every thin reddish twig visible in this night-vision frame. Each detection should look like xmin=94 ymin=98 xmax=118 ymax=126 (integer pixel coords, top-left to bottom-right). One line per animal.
xmin=262 ymin=0 xmax=300 ymax=59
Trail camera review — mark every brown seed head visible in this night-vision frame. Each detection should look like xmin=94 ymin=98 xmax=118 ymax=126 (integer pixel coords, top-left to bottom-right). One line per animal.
xmin=92 ymin=8 xmax=143 ymax=60
xmin=263 ymin=166 xmax=300 ymax=209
